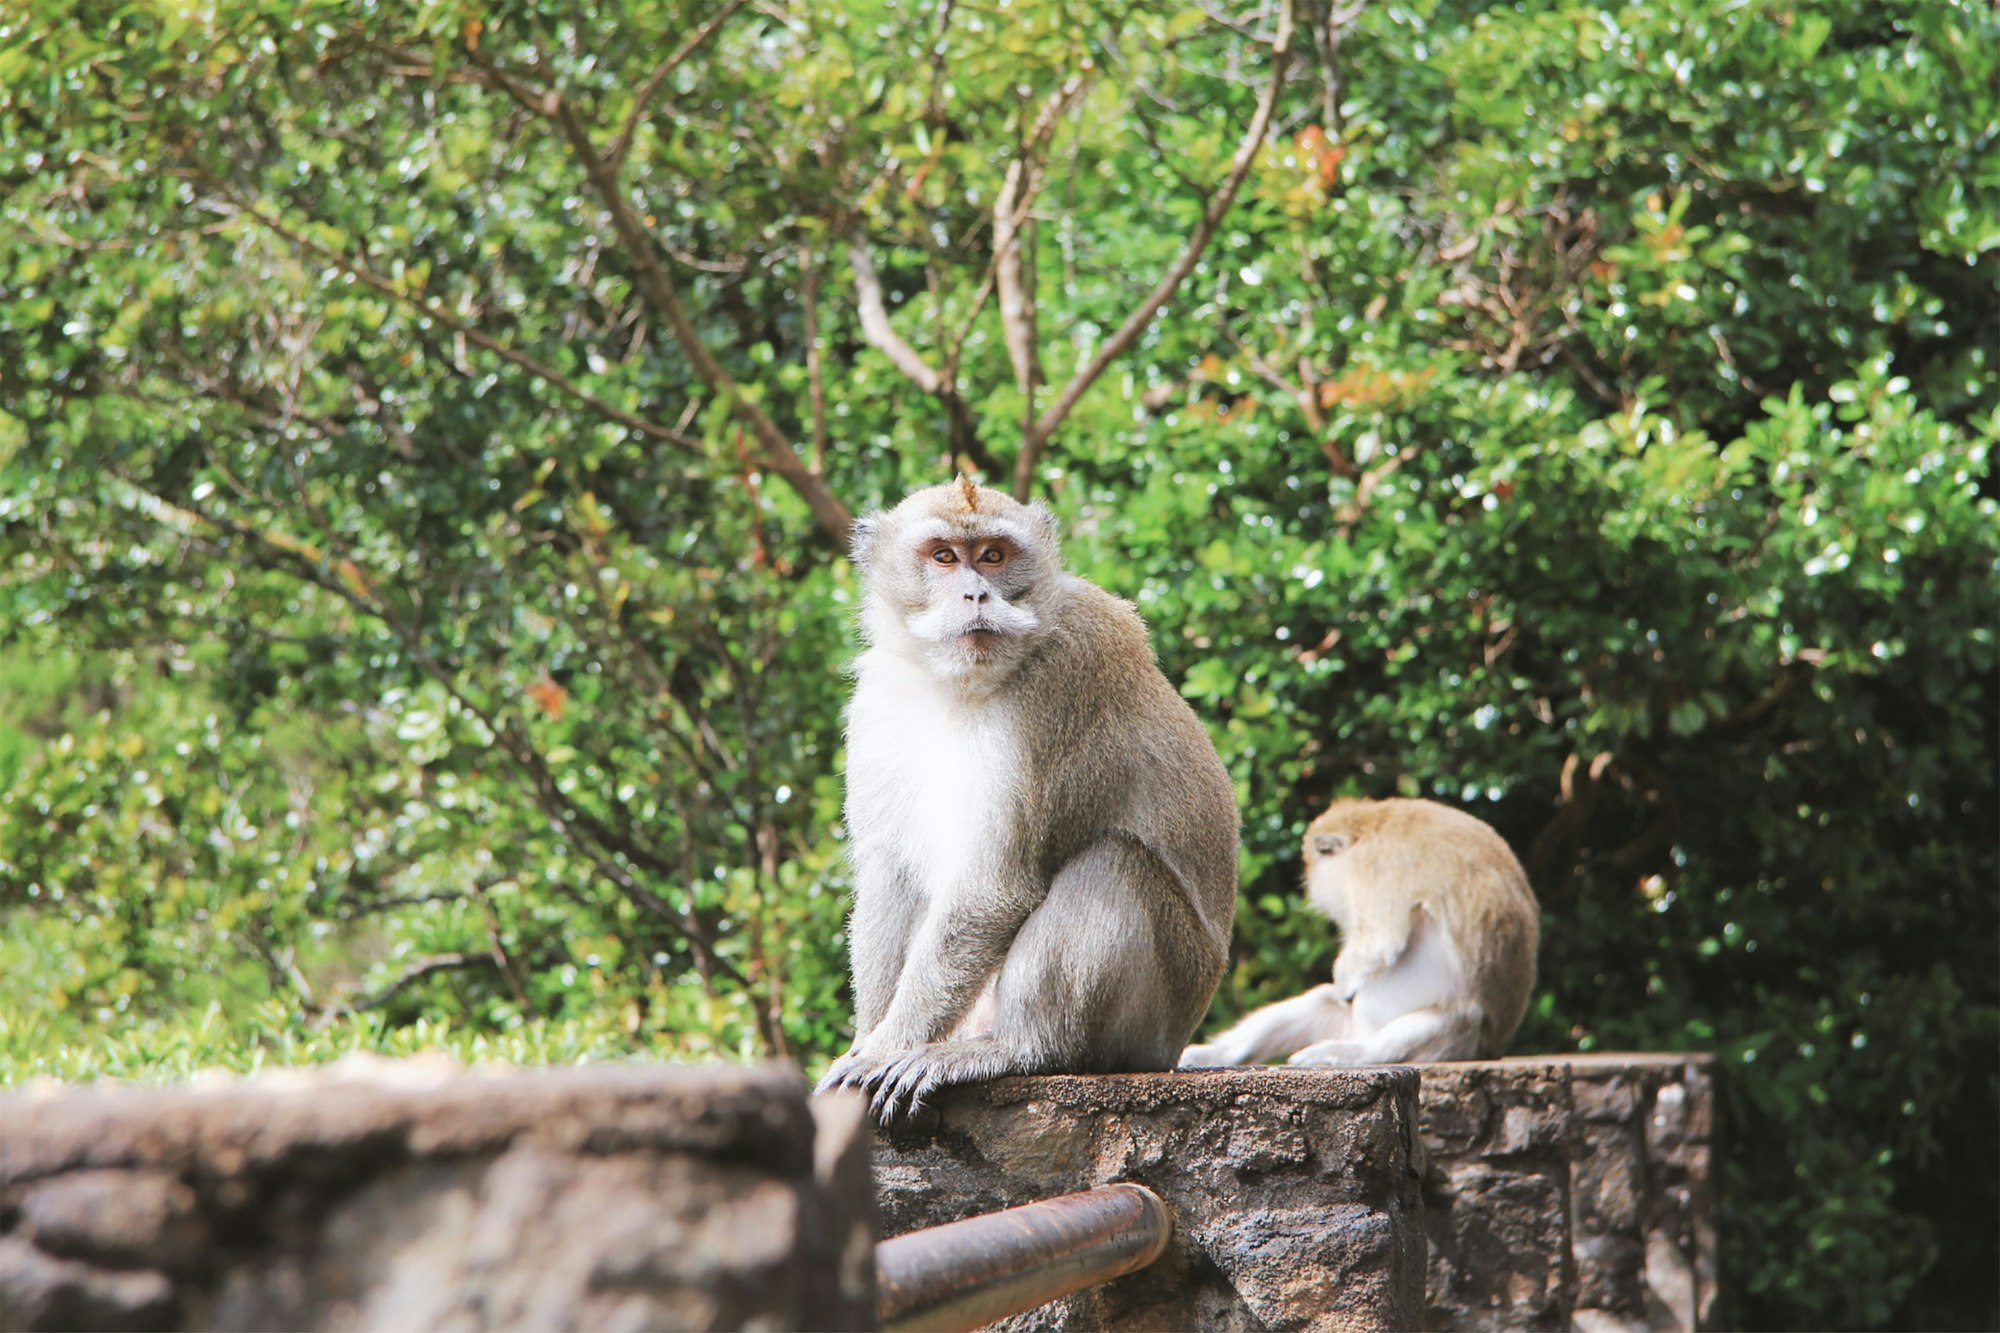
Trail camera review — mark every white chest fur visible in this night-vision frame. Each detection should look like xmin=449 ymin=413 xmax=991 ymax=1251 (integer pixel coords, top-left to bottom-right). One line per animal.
xmin=844 ymin=649 xmax=1025 ymax=899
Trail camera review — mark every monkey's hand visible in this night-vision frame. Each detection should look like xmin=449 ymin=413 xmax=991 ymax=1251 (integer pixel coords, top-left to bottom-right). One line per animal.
xmin=874 ymin=1041 xmax=1010 ymax=1121
xmin=822 ymin=1040 xmax=1014 ymax=1122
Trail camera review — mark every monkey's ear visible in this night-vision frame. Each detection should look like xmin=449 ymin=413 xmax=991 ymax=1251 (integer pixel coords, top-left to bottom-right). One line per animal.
xmin=849 ymin=514 xmax=883 ymax=570
xmin=1313 ymin=833 xmax=1352 ymax=856
xmin=1027 ymin=500 xmax=1063 ymax=557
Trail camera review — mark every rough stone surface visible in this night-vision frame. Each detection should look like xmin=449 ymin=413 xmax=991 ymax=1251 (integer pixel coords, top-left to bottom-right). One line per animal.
xmin=20 ymin=1169 xmax=208 ymax=1272
xmin=0 ymin=1058 xmax=876 ymax=1332
xmin=1418 ymin=1054 xmax=1718 ymax=1332
xmin=871 ymin=1068 xmax=1427 ymax=1332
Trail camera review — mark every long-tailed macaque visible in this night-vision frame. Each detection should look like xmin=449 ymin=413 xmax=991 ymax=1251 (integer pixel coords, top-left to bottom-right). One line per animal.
xmin=816 ymin=478 xmax=1239 ymax=1119
xmin=1180 ymin=796 xmax=1538 ymax=1067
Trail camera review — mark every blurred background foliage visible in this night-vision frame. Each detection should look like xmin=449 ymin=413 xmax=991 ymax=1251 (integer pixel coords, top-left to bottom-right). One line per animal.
xmin=1 ymin=0 xmax=1995 ymax=1325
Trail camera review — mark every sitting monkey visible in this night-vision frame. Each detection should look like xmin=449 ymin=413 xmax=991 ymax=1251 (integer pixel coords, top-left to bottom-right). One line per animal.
xmin=1179 ymin=796 xmax=1539 ymax=1068
xmin=816 ymin=477 xmax=1239 ymax=1119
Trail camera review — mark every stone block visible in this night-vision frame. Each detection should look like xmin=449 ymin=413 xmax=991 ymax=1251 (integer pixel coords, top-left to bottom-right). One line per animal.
xmin=0 ymin=1059 xmax=875 ymax=1332
xmin=872 ymin=1068 xmax=1427 ymax=1331
xmin=1418 ymin=1054 xmax=1718 ymax=1332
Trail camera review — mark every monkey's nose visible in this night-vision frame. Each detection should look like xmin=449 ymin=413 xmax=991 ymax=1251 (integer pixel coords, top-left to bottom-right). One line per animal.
xmin=964 ymin=591 xmax=989 ymax=603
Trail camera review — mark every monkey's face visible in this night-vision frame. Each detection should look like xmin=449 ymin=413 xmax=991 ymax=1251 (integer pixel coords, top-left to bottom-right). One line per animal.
xmin=853 ymin=482 xmax=1061 ymax=681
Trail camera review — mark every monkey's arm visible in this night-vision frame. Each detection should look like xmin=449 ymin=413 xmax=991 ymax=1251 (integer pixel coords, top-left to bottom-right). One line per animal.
xmin=1178 ymin=984 xmax=1353 ymax=1067
xmin=845 ymin=868 xmax=925 ymax=1039
xmin=1331 ymin=902 xmax=1419 ymax=1000
xmin=818 ymin=881 xmax=1042 ymax=1097
xmin=864 ymin=891 xmax=1036 ymax=1048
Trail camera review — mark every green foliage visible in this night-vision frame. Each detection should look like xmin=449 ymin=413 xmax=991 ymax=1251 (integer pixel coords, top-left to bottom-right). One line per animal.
xmin=1 ymin=0 xmax=1994 ymax=1327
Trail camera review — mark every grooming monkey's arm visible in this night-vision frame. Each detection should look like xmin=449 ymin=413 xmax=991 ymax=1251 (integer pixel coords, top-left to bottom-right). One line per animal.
xmin=1331 ymin=900 xmax=1417 ymax=999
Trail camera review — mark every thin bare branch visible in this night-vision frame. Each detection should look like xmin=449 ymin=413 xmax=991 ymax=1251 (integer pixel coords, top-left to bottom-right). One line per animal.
xmin=606 ymin=0 xmax=753 ymax=171
xmin=1018 ymin=0 xmax=1296 ymax=499
xmin=851 ymin=241 xmax=944 ymax=394
xmin=336 ymin=952 xmax=497 ymax=1016
xmin=1227 ymin=323 xmax=1325 ymax=431
xmin=942 ymin=266 xmax=998 ymax=382
xmin=994 ymin=76 xmax=1087 ymax=409
xmin=1310 ymin=0 xmax=1366 ymax=137
xmin=522 ymin=80 xmax=854 ymax=542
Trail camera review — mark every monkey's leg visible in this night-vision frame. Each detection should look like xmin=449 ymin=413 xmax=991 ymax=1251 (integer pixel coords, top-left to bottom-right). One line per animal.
xmin=866 ymin=836 xmax=1217 ymax=1118
xmin=1289 ymin=1002 xmax=1484 ymax=1066
xmin=994 ymin=833 xmax=1220 ymax=1070
xmin=1177 ymin=985 xmax=1354 ymax=1067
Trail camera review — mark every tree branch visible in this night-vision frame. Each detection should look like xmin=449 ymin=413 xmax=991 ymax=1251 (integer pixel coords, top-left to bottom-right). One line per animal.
xmin=850 ymin=241 xmax=943 ymax=393
xmin=220 ymin=194 xmax=705 ymax=454
xmin=1017 ymin=0 xmax=1296 ymax=498
xmin=994 ymin=77 xmax=1087 ymax=417
xmin=336 ymin=952 xmax=497 ymax=1016
xmin=605 ymin=0 xmax=752 ymax=172
xmin=521 ymin=76 xmax=853 ymax=543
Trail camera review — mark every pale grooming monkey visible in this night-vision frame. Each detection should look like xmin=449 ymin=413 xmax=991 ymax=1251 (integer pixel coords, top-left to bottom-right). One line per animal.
xmin=1181 ymin=796 xmax=1539 ymax=1068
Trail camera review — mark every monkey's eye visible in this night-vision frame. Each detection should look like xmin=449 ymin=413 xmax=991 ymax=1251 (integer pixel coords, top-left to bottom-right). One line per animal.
xmin=978 ymin=547 xmax=1006 ymax=565
xmin=931 ymin=548 xmax=959 ymax=565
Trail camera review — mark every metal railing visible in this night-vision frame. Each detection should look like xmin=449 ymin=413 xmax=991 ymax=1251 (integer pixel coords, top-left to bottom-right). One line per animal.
xmin=875 ymin=1182 xmax=1173 ymax=1332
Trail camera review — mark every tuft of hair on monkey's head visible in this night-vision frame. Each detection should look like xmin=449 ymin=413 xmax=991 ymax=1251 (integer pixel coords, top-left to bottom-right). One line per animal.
xmin=954 ymin=473 xmax=980 ymax=512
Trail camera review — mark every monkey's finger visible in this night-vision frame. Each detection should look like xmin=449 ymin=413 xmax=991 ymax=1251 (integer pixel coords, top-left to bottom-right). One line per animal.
xmin=866 ymin=1047 xmax=924 ymax=1091
xmin=869 ymin=1052 xmax=923 ymax=1118
xmin=902 ymin=1072 xmax=941 ymax=1118
xmin=882 ymin=1069 xmax=927 ymax=1121
xmin=815 ymin=1054 xmax=865 ymax=1094
xmin=870 ymin=1078 xmax=906 ymax=1120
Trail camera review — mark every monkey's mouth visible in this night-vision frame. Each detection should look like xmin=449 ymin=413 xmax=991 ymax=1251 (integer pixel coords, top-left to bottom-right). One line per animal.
xmin=959 ymin=621 xmax=1004 ymax=646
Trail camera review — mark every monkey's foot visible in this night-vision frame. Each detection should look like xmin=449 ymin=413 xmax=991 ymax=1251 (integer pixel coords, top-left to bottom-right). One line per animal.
xmin=857 ymin=1040 xmax=1014 ymax=1122
xmin=1287 ymin=1038 xmax=1371 ymax=1067
xmin=1177 ymin=1042 xmax=1239 ymax=1068
xmin=815 ymin=1047 xmax=886 ymax=1097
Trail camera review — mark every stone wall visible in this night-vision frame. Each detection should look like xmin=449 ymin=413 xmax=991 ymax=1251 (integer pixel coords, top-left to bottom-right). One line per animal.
xmin=0 ymin=1059 xmax=875 ymax=1332
xmin=1418 ymin=1054 xmax=1719 ymax=1332
xmin=0 ymin=1054 xmax=1716 ymax=1332
xmin=871 ymin=1068 xmax=1428 ymax=1332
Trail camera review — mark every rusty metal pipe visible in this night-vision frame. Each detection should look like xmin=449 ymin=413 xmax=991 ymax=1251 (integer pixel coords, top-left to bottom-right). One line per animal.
xmin=875 ymin=1182 xmax=1172 ymax=1332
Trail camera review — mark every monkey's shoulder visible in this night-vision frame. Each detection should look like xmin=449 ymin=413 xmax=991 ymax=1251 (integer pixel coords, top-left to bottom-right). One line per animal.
xmin=1030 ymin=578 xmax=1163 ymax=679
